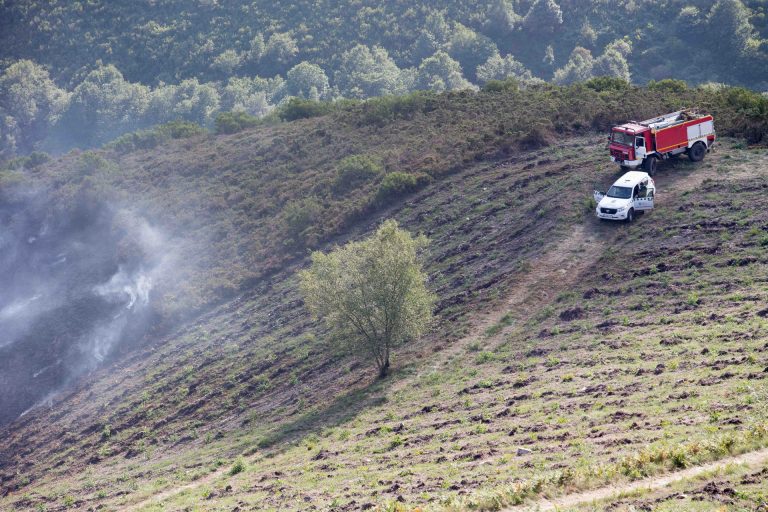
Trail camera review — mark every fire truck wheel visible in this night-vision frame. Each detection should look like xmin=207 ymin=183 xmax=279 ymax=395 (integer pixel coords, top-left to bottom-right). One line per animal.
xmin=688 ymin=142 xmax=706 ymax=162
xmin=626 ymin=208 xmax=634 ymax=223
xmin=642 ymin=157 xmax=657 ymax=175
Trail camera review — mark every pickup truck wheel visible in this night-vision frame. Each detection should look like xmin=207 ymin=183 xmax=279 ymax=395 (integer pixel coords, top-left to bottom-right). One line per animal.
xmin=688 ymin=142 xmax=706 ymax=162
xmin=626 ymin=208 xmax=634 ymax=223
xmin=642 ymin=157 xmax=657 ymax=175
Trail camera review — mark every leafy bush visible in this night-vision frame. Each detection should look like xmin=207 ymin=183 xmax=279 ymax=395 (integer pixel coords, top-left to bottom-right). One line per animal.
xmin=283 ymin=197 xmax=323 ymax=247
xmin=107 ymin=121 xmax=206 ymax=153
xmin=278 ymin=98 xmax=334 ymax=121
xmin=78 ymin=152 xmax=111 ymax=176
xmin=482 ymin=78 xmax=520 ymax=93
xmin=648 ymin=79 xmax=688 ymax=93
xmin=215 ymin=111 xmax=261 ymax=134
xmin=156 ymin=120 xmax=207 ymax=139
xmin=333 ymin=155 xmax=383 ymax=193
xmin=358 ymin=92 xmax=438 ymax=126
xmin=584 ymin=76 xmax=630 ymax=92
xmin=23 ymin=151 xmax=51 ymax=169
xmin=376 ymin=172 xmax=432 ymax=201
xmin=228 ymin=457 xmax=245 ymax=476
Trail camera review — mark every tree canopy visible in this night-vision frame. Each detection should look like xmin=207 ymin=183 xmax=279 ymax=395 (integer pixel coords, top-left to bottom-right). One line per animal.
xmin=2 ymin=0 xmax=768 ymax=157
xmin=299 ymin=220 xmax=435 ymax=377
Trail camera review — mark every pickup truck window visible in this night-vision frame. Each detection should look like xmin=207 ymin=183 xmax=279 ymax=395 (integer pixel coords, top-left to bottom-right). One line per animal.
xmin=607 ymin=185 xmax=632 ymax=199
xmin=611 ymin=131 xmax=634 ymax=145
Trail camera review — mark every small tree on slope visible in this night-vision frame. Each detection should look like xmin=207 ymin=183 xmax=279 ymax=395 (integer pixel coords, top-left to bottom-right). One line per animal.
xmin=299 ymin=220 xmax=435 ymax=377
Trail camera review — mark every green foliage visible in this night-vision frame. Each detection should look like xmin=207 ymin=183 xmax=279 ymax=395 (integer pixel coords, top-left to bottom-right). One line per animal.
xmin=283 ymin=198 xmax=323 ymax=247
xmin=286 ymin=62 xmax=330 ymax=100
xmin=0 ymin=60 xmax=69 ymax=156
xmin=476 ymin=53 xmax=532 ymax=84
xmin=648 ymin=79 xmax=689 ymax=93
xmin=215 ymin=111 xmax=261 ymax=135
xmin=335 ymin=45 xmax=406 ymax=99
xmin=157 ymin=120 xmax=207 ymax=139
xmin=585 ymin=76 xmax=631 ymax=92
xmin=482 ymin=78 xmax=520 ymax=93
xmin=299 ymin=220 xmax=435 ymax=377
xmin=228 ymin=457 xmax=245 ymax=476
xmin=23 ymin=151 xmax=50 ymax=169
xmin=107 ymin=121 xmax=206 ymax=153
xmin=57 ymin=64 xmax=150 ymax=148
xmin=2 ymin=0 xmax=768 ymax=159
xmin=277 ymin=98 xmax=334 ymax=121
xmin=414 ymin=51 xmax=473 ymax=92
xmin=377 ymin=172 xmax=432 ymax=202
xmin=357 ymin=92 xmax=438 ymax=126
xmin=333 ymin=154 xmax=383 ymax=193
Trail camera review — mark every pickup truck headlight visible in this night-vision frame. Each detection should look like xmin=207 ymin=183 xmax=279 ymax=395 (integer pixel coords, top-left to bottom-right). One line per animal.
xmin=616 ymin=207 xmax=626 ymax=212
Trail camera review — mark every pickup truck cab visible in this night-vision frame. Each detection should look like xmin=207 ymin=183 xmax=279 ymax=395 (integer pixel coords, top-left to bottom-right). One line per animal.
xmin=594 ymin=171 xmax=655 ymax=222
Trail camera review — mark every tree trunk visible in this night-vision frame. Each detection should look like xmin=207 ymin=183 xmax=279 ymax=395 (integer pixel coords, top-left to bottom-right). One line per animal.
xmin=378 ymin=358 xmax=390 ymax=378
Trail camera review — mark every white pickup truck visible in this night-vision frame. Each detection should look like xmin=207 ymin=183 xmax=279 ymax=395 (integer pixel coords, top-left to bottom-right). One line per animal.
xmin=594 ymin=171 xmax=655 ymax=222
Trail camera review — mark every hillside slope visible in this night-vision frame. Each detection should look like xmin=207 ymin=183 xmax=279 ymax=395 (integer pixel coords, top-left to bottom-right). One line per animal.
xmin=1 ymin=84 xmax=768 ymax=511
xmin=2 ymin=140 xmax=768 ymax=512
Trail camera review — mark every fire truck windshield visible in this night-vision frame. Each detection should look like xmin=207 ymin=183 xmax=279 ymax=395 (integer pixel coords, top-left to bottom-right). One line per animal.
xmin=611 ymin=131 xmax=634 ymax=145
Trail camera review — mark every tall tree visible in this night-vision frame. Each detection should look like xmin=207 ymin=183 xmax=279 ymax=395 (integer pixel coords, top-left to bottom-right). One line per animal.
xmin=57 ymin=64 xmax=149 ymax=148
xmin=0 ymin=60 xmax=69 ymax=154
xmin=299 ymin=220 xmax=435 ymax=377
xmin=148 ymin=79 xmax=220 ymax=127
xmin=476 ymin=53 xmax=533 ymax=84
xmin=522 ymin=0 xmax=564 ymax=34
xmin=335 ymin=45 xmax=405 ymax=99
xmin=448 ymin=23 xmax=498 ymax=82
xmin=414 ymin=51 xmax=473 ymax=92
xmin=553 ymin=47 xmax=594 ymax=84
xmin=286 ymin=62 xmax=330 ymax=100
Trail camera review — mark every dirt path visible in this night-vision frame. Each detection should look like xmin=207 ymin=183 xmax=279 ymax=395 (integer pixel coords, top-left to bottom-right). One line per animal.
xmin=396 ymin=221 xmax=611 ymax=392
xmin=121 ymin=465 xmax=230 ymax=511
xmin=511 ymin=447 xmax=768 ymax=511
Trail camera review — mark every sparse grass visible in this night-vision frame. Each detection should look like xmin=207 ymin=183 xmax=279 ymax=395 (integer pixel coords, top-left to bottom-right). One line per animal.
xmin=4 ymin=143 xmax=768 ymax=512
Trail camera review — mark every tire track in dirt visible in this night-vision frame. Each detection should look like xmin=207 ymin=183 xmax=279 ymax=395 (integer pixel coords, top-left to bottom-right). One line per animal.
xmin=511 ymin=447 xmax=768 ymax=511
xmin=121 ymin=466 xmax=229 ymax=511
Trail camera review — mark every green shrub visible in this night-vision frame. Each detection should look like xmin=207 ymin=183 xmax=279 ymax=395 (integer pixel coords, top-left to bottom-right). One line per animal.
xmin=333 ymin=154 xmax=383 ymax=193
xmin=376 ymin=172 xmax=431 ymax=201
xmin=156 ymin=120 xmax=207 ymax=139
xmin=647 ymin=79 xmax=688 ymax=93
xmin=359 ymin=91 xmax=438 ymax=126
xmin=108 ymin=129 xmax=163 ymax=153
xmin=283 ymin=197 xmax=323 ymax=246
xmin=585 ymin=76 xmax=630 ymax=92
xmin=215 ymin=111 xmax=261 ymax=134
xmin=78 ymin=152 xmax=111 ymax=176
xmin=278 ymin=98 xmax=334 ymax=121
xmin=24 ymin=151 xmax=51 ymax=169
xmin=482 ymin=78 xmax=520 ymax=93
xmin=108 ymin=121 xmax=206 ymax=153
xmin=228 ymin=457 xmax=245 ymax=476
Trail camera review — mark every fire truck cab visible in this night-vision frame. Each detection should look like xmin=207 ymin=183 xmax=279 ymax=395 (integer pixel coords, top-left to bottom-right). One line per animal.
xmin=609 ymin=110 xmax=715 ymax=175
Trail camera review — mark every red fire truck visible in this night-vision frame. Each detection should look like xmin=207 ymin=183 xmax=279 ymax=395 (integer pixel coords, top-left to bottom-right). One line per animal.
xmin=609 ymin=110 xmax=715 ymax=175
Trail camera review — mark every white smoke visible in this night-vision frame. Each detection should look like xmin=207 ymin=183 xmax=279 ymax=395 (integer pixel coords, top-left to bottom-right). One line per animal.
xmin=0 ymin=193 xmax=181 ymax=423
xmin=94 ymin=267 xmax=153 ymax=312
xmin=77 ymin=215 xmax=173 ymax=369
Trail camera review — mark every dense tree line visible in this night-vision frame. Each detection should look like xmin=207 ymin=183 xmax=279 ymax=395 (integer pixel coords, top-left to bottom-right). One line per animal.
xmin=1 ymin=0 xmax=767 ymax=158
